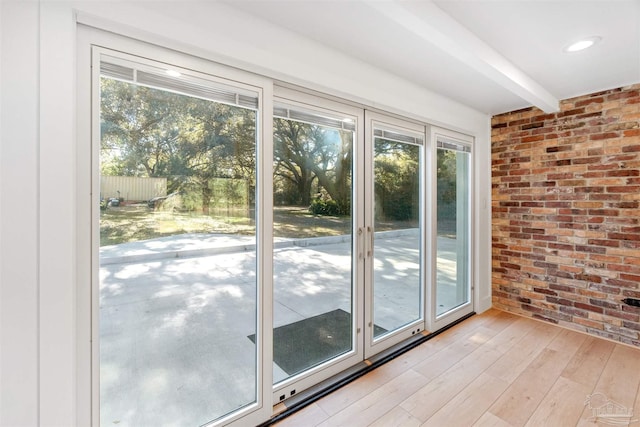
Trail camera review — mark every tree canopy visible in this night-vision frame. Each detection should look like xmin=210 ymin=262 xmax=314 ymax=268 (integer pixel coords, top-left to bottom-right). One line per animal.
xmin=101 ymin=77 xmax=256 ymax=213
xmin=374 ymin=139 xmax=420 ymax=222
xmin=101 ymin=76 xmax=461 ymax=220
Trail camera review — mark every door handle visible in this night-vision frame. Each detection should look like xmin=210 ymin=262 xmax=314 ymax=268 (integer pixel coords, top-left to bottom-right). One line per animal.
xmin=367 ymin=226 xmax=374 ymax=258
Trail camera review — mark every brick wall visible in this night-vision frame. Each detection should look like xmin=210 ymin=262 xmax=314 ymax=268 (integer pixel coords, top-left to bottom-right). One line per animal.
xmin=491 ymin=84 xmax=640 ymax=346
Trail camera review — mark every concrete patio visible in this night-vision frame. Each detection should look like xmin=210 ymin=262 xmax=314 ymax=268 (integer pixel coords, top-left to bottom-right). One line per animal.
xmin=99 ymin=232 xmax=461 ymax=426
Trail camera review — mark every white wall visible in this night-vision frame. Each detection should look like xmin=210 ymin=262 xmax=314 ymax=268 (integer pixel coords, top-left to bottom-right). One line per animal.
xmin=0 ymin=0 xmax=3 ymax=422
xmin=40 ymin=4 xmax=77 ymax=425
xmin=1 ymin=1 xmax=40 ymax=426
xmin=0 ymin=1 xmax=492 ymax=425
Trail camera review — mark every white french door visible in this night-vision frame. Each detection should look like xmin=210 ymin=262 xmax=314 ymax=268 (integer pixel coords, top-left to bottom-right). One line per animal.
xmin=83 ymin=32 xmax=274 ymax=427
xmin=271 ymin=89 xmax=365 ymax=401
xmin=429 ymin=127 xmax=474 ymax=331
xmin=84 ymin=30 xmax=475 ymax=426
xmin=363 ymin=112 xmax=426 ymax=358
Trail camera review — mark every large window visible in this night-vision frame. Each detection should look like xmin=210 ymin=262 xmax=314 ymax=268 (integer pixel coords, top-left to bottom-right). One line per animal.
xmin=365 ymin=112 xmax=427 ymax=358
xmin=372 ymin=126 xmax=423 ymax=336
xmin=84 ymin=37 xmax=476 ymax=427
xmin=434 ymin=133 xmax=472 ymax=321
xmin=98 ymin=52 xmax=263 ymax=426
xmin=272 ymin=102 xmax=357 ymax=386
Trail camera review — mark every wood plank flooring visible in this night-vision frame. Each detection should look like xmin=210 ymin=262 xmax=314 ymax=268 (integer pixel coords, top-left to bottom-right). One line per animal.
xmin=274 ymin=309 xmax=640 ymax=427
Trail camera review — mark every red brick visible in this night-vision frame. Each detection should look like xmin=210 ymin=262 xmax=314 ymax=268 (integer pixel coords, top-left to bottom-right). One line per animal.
xmin=492 ymin=84 xmax=640 ymax=347
xmin=590 ymin=132 xmax=621 ymax=140
xmin=608 ymin=232 xmax=640 ymax=241
xmin=620 ymin=273 xmax=640 ymax=282
xmin=606 ymin=186 xmax=640 ymax=193
xmin=558 ymin=107 xmax=586 ymax=117
xmin=575 ymin=302 xmax=604 ymax=313
xmin=575 ymin=97 xmax=604 ymax=107
xmin=608 ymin=90 xmax=640 ymax=100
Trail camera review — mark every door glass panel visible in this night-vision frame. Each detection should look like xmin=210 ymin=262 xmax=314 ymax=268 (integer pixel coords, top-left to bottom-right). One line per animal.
xmin=272 ymin=105 xmax=354 ymax=383
xmin=99 ymin=57 xmax=259 ymax=425
xmin=436 ymin=143 xmax=471 ymax=316
xmin=372 ymin=130 xmax=422 ymax=337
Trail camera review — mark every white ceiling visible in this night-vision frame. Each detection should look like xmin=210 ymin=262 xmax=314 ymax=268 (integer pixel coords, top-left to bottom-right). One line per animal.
xmin=226 ymin=0 xmax=640 ymax=115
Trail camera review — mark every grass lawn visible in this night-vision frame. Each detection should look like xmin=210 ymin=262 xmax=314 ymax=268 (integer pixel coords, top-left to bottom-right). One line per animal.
xmin=100 ymin=204 xmax=254 ymax=246
xmin=100 ymin=204 xmax=452 ymax=246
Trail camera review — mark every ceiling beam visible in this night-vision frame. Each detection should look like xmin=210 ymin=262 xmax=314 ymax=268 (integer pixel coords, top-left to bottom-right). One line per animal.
xmin=366 ymin=0 xmax=560 ymax=113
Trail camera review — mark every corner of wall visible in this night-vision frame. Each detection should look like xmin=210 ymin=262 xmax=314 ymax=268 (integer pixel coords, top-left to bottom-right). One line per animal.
xmin=474 ymin=113 xmax=493 ymax=315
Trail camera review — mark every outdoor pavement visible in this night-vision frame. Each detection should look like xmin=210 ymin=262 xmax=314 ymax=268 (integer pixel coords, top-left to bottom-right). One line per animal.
xmin=99 ymin=231 xmax=460 ymax=426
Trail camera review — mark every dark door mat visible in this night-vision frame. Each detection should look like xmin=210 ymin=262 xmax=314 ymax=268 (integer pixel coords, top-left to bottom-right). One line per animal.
xmin=249 ymin=309 xmax=387 ymax=376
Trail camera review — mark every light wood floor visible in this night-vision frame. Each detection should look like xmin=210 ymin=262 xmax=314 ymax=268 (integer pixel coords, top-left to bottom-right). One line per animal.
xmin=274 ymin=309 xmax=640 ymax=427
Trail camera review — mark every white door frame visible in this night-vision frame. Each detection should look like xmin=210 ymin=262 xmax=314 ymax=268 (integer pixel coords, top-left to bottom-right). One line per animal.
xmin=427 ymin=126 xmax=475 ymax=333
xmin=271 ymin=87 xmax=366 ymax=403
xmin=78 ymin=26 xmax=275 ymax=427
xmin=363 ymin=111 xmax=427 ymax=359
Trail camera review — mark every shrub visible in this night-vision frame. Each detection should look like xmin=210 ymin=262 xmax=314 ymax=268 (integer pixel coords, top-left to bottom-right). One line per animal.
xmin=309 ymin=198 xmax=341 ymax=216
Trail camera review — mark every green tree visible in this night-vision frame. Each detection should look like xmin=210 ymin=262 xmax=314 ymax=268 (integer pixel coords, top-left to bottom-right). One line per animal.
xmin=274 ymin=118 xmax=352 ymax=214
xmin=100 ymin=78 xmax=185 ymax=178
xmin=374 ymin=140 xmax=419 ymax=221
xmin=437 ymin=148 xmax=458 ymax=218
xmin=273 ymin=119 xmax=317 ymax=206
xmin=100 ymin=76 xmax=257 ymax=214
xmin=308 ymin=127 xmax=352 ymax=215
xmin=176 ymin=99 xmax=255 ymax=214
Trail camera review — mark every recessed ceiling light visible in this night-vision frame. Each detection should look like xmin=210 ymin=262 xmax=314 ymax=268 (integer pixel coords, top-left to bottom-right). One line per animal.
xmin=564 ymin=36 xmax=601 ymax=53
xmin=166 ymin=69 xmax=182 ymax=77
